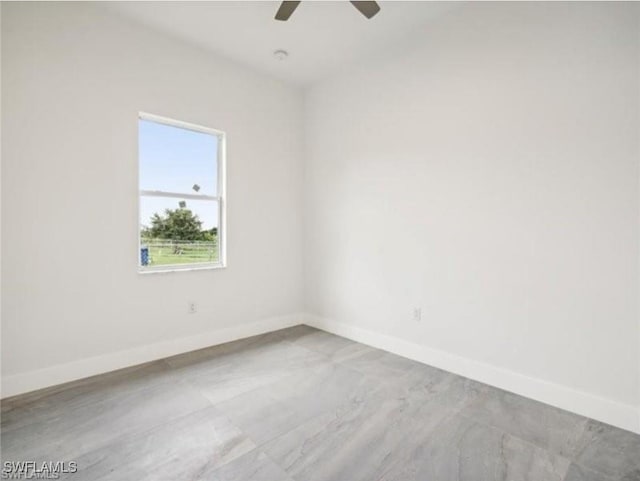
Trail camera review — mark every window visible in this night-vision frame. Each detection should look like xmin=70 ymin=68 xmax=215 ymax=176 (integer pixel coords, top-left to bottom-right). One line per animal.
xmin=138 ymin=113 xmax=225 ymax=272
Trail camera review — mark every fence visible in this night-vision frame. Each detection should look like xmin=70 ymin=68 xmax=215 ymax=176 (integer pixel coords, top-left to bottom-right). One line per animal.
xmin=140 ymin=239 xmax=218 ymax=266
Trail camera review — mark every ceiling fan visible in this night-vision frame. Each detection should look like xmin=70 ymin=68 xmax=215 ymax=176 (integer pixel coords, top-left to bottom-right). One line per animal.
xmin=275 ymin=1 xmax=381 ymax=21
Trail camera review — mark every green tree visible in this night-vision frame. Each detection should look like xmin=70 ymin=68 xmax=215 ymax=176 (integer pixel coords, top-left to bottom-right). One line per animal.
xmin=143 ymin=208 xmax=206 ymax=241
xmin=201 ymin=227 xmax=218 ymax=241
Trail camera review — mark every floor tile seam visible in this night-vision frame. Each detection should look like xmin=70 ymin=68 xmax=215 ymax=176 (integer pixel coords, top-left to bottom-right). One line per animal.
xmin=454 ymin=409 xmax=586 ymax=475
xmin=282 ymin=337 xmax=338 ymax=360
xmin=66 ymin=404 xmax=246 ymax=481
xmin=455 ymin=402 xmax=617 ymax=480
xmin=249 ymin=386 xmax=384 ymax=458
xmin=73 ymin=403 xmax=231 ymax=472
xmin=170 ymin=345 xmax=355 ymax=414
xmin=204 ymin=367 xmax=317 ymax=414
xmin=561 ymin=463 xmax=622 ymax=481
xmin=163 ymin=342 xmax=326 ymax=378
xmin=1 ymin=360 xmax=177 ymax=419
xmin=0 ymin=372 xmax=204 ymax=444
xmin=164 ymin=356 xmax=288 ymax=383
xmin=255 ymin=445 xmax=297 ymax=480
xmin=424 ymin=408 xmax=577 ymax=481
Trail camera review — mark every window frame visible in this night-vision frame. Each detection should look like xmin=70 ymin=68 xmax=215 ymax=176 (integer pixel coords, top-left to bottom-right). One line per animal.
xmin=137 ymin=112 xmax=227 ymax=274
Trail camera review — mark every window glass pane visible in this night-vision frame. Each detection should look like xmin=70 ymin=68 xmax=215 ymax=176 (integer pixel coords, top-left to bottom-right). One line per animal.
xmin=140 ymin=196 xmax=219 ymax=267
xmin=139 ymin=118 xmax=218 ymax=196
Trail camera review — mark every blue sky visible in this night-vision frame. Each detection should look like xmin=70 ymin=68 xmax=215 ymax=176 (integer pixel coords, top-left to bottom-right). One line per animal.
xmin=139 ymin=119 xmax=219 ymax=230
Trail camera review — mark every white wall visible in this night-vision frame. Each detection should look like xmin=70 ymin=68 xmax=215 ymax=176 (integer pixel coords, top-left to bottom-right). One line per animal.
xmin=1 ymin=2 xmax=304 ymax=392
xmin=304 ymin=2 xmax=640 ymax=431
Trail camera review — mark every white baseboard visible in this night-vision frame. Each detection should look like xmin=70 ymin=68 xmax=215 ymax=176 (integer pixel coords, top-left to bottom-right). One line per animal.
xmin=1 ymin=313 xmax=303 ymax=399
xmin=4 ymin=312 xmax=638 ymax=434
xmin=304 ymin=314 xmax=640 ymax=434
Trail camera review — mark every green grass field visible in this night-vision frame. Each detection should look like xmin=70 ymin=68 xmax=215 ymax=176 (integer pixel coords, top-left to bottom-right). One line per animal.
xmin=141 ymin=239 xmax=218 ymax=266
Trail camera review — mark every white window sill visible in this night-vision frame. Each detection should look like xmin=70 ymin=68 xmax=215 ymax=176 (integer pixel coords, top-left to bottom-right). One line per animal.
xmin=138 ymin=263 xmax=226 ymax=275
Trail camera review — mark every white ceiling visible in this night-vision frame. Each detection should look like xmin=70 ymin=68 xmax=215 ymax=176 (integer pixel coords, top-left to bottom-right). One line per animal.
xmin=105 ymin=1 xmax=457 ymax=86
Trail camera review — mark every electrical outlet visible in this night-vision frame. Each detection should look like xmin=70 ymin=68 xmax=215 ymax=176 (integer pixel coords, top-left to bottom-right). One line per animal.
xmin=413 ymin=307 xmax=422 ymax=322
xmin=188 ymin=302 xmax=197 ymax=314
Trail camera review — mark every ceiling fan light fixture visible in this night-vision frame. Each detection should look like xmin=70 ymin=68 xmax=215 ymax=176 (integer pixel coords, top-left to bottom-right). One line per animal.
xmin=274 ymin=0 xmax=380 ymax=21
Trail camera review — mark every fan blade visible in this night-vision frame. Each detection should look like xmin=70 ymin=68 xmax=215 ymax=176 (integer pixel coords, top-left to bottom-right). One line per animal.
xmin=350 ymin=1 xmax=380 ymax=19
xmin=275 ymin=1 xmax=301 ymax=21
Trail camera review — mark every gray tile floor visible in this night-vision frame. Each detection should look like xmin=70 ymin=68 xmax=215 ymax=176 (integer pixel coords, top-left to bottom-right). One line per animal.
xmin=2 ymin=325 xmax=639 ymax=481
